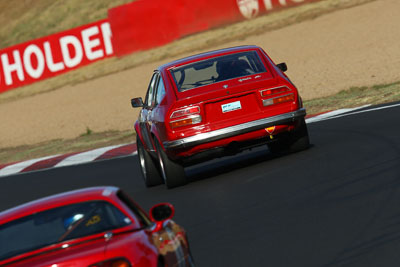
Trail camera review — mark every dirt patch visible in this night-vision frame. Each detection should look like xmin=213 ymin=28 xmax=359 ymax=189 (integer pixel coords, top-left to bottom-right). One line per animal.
xmin=1 ymin=0 xmax=400 ymax=150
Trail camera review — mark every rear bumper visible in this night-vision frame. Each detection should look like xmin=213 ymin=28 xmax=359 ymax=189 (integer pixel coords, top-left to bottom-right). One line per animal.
xmin=163 ymin=108 xmax=306 ymax=149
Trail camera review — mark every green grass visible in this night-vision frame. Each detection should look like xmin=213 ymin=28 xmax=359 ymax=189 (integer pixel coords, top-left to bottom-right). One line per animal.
xmin=0 ymin=130 xmax=135 ymax=165
xmin=81 ymin=127 xmax=93 ymax=137
xmin=304 ymin=81 xmax=400 ymax=115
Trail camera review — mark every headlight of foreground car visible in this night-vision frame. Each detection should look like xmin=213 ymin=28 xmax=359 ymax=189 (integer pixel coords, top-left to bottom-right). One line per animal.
xmin=89 ymin=257 xmax=131 ymax=267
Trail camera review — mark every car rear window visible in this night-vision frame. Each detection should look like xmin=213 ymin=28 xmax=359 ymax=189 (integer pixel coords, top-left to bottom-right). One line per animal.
xmin=0 ymin=201 xmax=131 ymax=261
xmin=171 ymin=51 xmax=267 ymax=92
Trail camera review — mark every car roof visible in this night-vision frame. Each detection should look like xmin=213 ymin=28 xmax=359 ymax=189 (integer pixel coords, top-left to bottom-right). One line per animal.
xmin=0 ymin=186 xmax=120 ymax=224
xmin=159 ymin=45 xmax=262 ymax=71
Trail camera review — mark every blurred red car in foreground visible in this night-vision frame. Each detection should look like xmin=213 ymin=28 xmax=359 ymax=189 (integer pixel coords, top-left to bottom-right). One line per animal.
xmin=0 ymin=187 xmax=194 ymax=267
xmin=131 ymin=45 xmax=309 ymax=188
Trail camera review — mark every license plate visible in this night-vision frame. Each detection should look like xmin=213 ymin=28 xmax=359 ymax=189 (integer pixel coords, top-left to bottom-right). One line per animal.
xmin=221 ymin=101 xmax=242 ymax=113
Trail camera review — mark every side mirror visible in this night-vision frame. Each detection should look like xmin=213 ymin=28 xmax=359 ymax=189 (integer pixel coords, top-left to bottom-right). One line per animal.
xmin=149 ymin=203 xmax=175 ymax=222
xmin=277 ymin=62 xmax=287 ymax=72
xmin=131 ymin=97 xmax=144 ymax=108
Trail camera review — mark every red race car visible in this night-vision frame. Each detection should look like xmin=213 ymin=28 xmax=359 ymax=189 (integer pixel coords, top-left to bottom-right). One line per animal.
xmin=131 ymin=45 xmax=309 ymax=188
xmin=0 ymin=187 xmax=194 ymax=267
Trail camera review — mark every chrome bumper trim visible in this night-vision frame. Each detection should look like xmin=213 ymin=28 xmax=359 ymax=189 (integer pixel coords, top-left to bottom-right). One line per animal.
xmin=163 ymin=108 xmax=306 ymax=149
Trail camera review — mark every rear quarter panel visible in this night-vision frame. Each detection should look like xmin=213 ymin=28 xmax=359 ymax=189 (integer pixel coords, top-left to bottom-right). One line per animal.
xmin=150 ymin=70 xmax=178 ymax=148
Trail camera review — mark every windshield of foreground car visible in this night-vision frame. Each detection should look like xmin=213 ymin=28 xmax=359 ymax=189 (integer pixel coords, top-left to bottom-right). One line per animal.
xmin=0 ymin=201 xmax=131 ymax=261
xmin=171 ymin=51 xmax=267 ymax=92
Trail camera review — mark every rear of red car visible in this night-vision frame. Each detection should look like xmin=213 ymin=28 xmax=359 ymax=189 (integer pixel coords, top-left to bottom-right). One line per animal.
xmin=162 ymin=46 xmax=307 ymax=161
xmin=133 ymin=45 xmax=309 ymax=188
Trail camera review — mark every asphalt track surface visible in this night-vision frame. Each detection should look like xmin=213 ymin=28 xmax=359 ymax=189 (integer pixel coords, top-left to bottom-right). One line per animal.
xmin=1 ymin=102 xmax=400 ymax=267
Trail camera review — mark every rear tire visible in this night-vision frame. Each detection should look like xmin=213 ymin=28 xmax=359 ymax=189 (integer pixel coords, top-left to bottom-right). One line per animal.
xmin=289 ymin=118 xmax=310 ymax=152
xmin=268 ymin=118 xmax=310 ymax=154
xmin=137 ymin=136 xmax=163 ymax=187
xmin=155 ymin=139 xmax=186 ymax=189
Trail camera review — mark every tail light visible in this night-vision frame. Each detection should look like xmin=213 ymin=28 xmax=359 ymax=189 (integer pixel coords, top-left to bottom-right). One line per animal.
xmin=260 ymin=86 xmax=295 ymax=107
xmin=260 ymin=86 xmax=290 ymax=97
xmin=262 ymin=94 xmax=295 ymax=106
xmin=89 ymin=257 xmax=131 ymax=267
xmin=169 ymin=106 xmax=202 ymax=129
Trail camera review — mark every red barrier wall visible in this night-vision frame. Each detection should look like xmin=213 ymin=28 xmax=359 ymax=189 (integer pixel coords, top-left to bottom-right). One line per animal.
xmin=109 ymin=0 xmax=321 ymax=56
xmin=108 ymin=1 xmax=180 ymax=56
xmin=0 ymin=0 xmax=321 ymax=93
xmin=0 ymin=19 xmax=114 ymax=94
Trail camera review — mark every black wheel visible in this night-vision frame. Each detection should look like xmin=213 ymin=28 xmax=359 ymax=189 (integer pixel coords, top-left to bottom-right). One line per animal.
xmin=268 ymin=118 xmax=310 ymax=154
xmin=136 ymin=136 xmax=163 ymax=187
xmin=157 ymin=257 xmax=166 ymax=267
xmin=289 ymin=118 xmax=310 ymax=152
xmin=154 ymin=139 xmax=186 ymax=189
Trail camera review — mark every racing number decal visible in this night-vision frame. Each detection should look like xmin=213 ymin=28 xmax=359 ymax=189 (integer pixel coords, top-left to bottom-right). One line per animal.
xmin=86 ymin=215 xmax=101 ymax=227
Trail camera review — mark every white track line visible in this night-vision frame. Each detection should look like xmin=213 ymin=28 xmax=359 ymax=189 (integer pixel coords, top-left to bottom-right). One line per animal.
xmin=305 ymin=105 xmax=371 ymax=124
xmin=54 ymin=144 xmax=124 ymax=168
xmin=312 ymin=103 xmax=400 ymax=123
xmin=309 ymin=102 xmax=400 ymax=122
xmin=0 ymin=154 xmax=60 ymax=177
